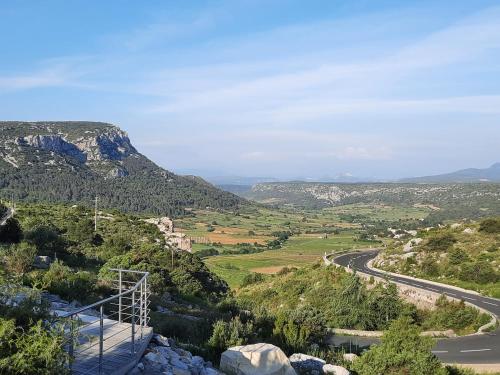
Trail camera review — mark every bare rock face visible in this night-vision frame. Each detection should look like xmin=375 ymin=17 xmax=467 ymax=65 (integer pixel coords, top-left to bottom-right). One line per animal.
xmin=74 ymin=128 xmax=136 ymax=161
xmin=10 ymin=123 xmax=137 ymax=176
xmin=17 ymin=134 xmax=87 ymax=162
xmin=220 ymin=343 xmax=297 ymax=375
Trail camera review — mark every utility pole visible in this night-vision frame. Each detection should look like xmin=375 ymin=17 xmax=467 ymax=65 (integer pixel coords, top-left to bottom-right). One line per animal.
xmin=94 ymin=196 xmax=98 ymax=232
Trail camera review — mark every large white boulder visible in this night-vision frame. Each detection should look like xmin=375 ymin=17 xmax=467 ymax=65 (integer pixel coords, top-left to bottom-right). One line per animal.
xmin=220 ymin=343 xmax=297 ymax=375
xmin=322 ymin=364 xmax=350 ymax=375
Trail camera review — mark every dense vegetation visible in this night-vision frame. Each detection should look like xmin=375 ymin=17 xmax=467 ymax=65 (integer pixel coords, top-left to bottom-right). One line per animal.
xmin=0 ymin=285 xmax=68 ymax=374
xmin=0 ymin=122 xmax=244 ymax=217
xmin=378 ymin=217 xmax=500 ymax=297
xmin=235 ymin=263 xmax=488 ymax=335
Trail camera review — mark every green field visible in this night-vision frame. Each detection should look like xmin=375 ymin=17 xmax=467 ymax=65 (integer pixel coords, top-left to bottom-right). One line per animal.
xmin=176 ymin=204 xmax=429 ymax=288
xmin=204 ymin=233 xmax=379 ymax=288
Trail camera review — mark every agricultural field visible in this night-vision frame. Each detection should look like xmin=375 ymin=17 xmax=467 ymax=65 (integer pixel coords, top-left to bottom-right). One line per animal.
xmin=176 ymin=204 xmax=431 ymax=288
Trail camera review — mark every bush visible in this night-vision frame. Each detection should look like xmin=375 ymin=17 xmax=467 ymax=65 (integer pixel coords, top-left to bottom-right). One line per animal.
xmin=0 ymin=318 xmax=69 ymax=374
xmin=41 ymin=260 xmax=96 ymax=302
xmin=4 ymin=242 xmax=37 ymax=277
xmin=208 ymin=317 xmax=254 ymax=359
xmin=24 ymin=224 xmax=65 ymax=256
xmin=0 ymin=218 xmax=23 ymax=244
xmin=479 ymin=218 xmax=500 ymax=234
xmin=240 ymin=273 xmax=265 ymax=287
xmin=353 ymin=317 xmax=445 ymax=375
xmin=273 ymin=306 xmax=325 ymax=354
xmin=459 ymin=261 xmax=498 ymax=284
xmin=196 ymin=248 xmax=219 ymax=258
xmin=448 ymin=248 xmax=469 ymax=265
xmin=426 ymin=233 xmax=457 ymax=251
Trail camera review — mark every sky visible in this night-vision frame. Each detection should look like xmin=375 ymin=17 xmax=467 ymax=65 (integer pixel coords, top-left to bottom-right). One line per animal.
xmin=1 ymin=0 xmax=499 ymax=180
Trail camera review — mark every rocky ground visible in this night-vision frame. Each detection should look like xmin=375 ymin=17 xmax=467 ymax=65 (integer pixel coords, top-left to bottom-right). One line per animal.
xmin=128 ymin=334 xmax=223 ymax=375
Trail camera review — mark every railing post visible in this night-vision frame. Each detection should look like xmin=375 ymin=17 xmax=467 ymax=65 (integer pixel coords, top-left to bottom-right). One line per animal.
xmin=68 ymin=316 xmax=74 ymax=370
xmin=140 ymin=282 xmax=144 ymax=340
xmin=118 ymin=269 xmax=122 ymax=323
xmin=144 ymin=277 xmax=148 ymax=329
xmin=99 ymin=305 xmax=104 ymax=374
xmin=131 ymin=290 xmax=135 ymax=356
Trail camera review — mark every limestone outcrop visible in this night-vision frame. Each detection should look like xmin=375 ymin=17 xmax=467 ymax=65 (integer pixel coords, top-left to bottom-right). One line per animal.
xmin=220 ymin=343 xmax=297 ymax=375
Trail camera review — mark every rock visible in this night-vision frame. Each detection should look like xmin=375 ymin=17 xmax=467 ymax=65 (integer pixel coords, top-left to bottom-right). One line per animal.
xmin=152 ymin=333 xmax=171 ymax=347
xmin=342 ymin=353 xmax=358 ymax=362
xmin=144 ymin=352 xmax=169 ymax=366
xmin=289 ymin=353 xmax=325 ymax=374
xmin=33 ymin=255 xmax=52 ymax=269
xmin=322 ymin=364 xmax=350 ymax=375
xmin=172 ymin=368 xmax=191 ymax=375
xmin=220 ymin=343 xmax=297 ymax=375
xmin=170 ymin=357 xmax=189 ymax=371
xmin=463 ymin=228 xmax=474 ymax=234
xmin=137 ymin=363 xmax=145 ymax=371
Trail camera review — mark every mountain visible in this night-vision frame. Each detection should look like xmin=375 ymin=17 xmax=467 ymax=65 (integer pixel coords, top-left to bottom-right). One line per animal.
xmin=400 ymin=163 xmax=500 ymax=183
xmin=0 ymin=121 xmax=245 ymax=216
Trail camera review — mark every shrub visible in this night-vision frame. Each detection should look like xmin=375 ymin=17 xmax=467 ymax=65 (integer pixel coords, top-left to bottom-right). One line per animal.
xmin=196 ymin=248 xmax=219 ymax=258
xmin=4 ymin=242 xmax=37 ymax=277
xmin=426 ymin=233 xmax=457 ymax=251
xmin=24 ymin=224 xmax=65 ymax=256
xmin=208 ymin=317 xmax=254 ymax=359
xmin=240 ymin=273 xmax=265 ymax=287
xmin=479 ymin=218 xmax=500 ymax=234
xmin=421 ymin=257 xmax=439 ymax=277
xmin=448 ymin=248 xmax=469 ymax=265
xmin=353 ymin=317 xmax=445 ymax=375
xmin=41 ymin=261 xmax=96 ymax=302
xmin=0 ymin=218 xmax=23 ymax=244
xmin=0 ymin=318 xmax=69 ymax=374
xmin=273 ymin=306 xmax=325 ymax=354
xmin=459 ymin=261 xmax=498 ymax=284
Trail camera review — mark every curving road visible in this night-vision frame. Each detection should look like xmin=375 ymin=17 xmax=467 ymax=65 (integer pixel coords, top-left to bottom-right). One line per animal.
xmin=331 ymin=250 xmax=500 ymax=364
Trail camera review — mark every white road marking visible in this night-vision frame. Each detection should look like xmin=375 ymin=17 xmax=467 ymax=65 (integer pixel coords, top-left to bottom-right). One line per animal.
xmin=445 ymin=292 xmax=456 ymax=296
xmin=460 ymin=349 xmax=491 ymax=353
xmin=428 ymin=288 xmax=440 ymax=292
xmin=483 ymin=301 xmax=498 ymax=306
xmin=432 ymin=350 xmax=449 ymax=353
xmin=462 ymin=296 xmax=476 ymax=301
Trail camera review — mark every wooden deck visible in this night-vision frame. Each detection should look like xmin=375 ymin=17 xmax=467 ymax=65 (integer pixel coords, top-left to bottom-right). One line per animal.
xmin=70 ymin=315 xmax=153 ymax=375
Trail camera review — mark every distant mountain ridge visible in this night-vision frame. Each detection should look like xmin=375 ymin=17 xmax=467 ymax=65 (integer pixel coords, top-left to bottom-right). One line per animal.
xmin=401 ymin=163 xmax=500 ymax=183
xmin=0 ymin=121 xmax=244 ymax=216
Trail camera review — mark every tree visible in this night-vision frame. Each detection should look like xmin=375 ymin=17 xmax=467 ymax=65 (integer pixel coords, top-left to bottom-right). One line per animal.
xmin=353 ymin=317 xmax=446 ymax=375
xmin=0 ymin=218 xmax=22 ymax=243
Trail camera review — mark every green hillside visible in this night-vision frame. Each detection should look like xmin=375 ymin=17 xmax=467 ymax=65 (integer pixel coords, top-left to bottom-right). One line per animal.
xmin=376 ymin=217 xmax=500 ymax=297
xmin=0 ymin=121 xmax=245 ymax=217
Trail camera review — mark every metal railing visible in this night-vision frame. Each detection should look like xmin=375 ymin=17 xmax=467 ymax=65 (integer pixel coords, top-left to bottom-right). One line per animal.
xmin=59 ymin=269 xmax=151 ymax=375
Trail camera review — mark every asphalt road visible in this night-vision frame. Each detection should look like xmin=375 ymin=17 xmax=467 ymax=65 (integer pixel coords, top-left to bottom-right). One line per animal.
xmin=331 ymin=250 xmax=500 ymax=364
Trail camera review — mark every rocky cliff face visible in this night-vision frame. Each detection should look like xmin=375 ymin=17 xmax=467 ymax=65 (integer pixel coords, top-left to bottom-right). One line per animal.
xmin=1 ymin=121 xmax=136 ymax=176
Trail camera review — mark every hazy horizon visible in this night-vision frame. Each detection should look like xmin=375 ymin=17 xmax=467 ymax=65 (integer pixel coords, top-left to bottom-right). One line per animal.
xmin=1 ymin=0 xmax=500 ymax=179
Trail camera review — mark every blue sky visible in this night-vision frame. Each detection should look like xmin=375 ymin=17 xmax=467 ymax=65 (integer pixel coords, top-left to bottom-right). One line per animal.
xmin=1 ymin=0 xmax=499 ymax=179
